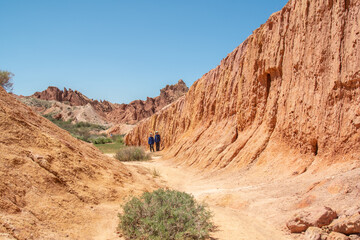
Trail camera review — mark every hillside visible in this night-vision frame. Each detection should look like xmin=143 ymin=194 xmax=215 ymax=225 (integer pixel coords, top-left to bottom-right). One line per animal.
xmin=125 ymin=0 xmax=360 ymax=172
xmin=0 ymin=87 xmax=159 ymax=239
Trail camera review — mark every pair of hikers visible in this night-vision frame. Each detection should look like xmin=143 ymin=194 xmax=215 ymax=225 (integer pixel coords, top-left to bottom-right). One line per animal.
xmin=148 ymin=131 xmax=161 ymax=152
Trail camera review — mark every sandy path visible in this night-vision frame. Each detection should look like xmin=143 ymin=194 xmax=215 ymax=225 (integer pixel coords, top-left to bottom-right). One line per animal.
xmin=123 ymin=157 xmax=293 ymax=240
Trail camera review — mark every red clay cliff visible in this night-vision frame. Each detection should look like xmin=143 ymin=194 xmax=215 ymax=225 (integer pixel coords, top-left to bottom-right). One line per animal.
xmin=125 ymin=0 xmax=360 ymax=173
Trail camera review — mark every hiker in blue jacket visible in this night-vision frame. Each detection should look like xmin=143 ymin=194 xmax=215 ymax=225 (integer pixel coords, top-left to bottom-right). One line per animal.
xmin=155 ymin=131 xmax=161 ymax=151
xmin=148 ymin=133 xmax=155 ymax=152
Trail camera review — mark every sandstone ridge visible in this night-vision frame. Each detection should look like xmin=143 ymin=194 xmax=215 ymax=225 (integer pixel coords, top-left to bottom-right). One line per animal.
xmin=25 ymin=80 xmax=188 ymax=131
xmin=125 ymin=0 xmax=360 ymax=173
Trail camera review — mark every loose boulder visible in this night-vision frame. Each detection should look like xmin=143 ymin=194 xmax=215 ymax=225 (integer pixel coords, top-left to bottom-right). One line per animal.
xmin=330 ymin=212 xmax=360 ymax=235
xmin=287 ymin=207 xmax=338 ymax=233
xmin=287 ymin=214 xmax=311 ymax=233
xmin=304 ymin=227 xmax=328 ymax=240
xmin=328 ymin=232 xmax=349 ymax=240
xmin=349 ymin=235 xmax=360 ymax=240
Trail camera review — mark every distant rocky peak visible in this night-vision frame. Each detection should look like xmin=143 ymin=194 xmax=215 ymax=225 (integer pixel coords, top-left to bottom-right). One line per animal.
xmin=32 ymin=86 xmax=90 ymax=106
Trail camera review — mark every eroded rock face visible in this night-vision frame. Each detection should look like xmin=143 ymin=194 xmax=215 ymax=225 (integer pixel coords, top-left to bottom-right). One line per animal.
xmin=125 ymin=0 xmax=360 ymax=172
xmin=104 ymin=79 xmax=189 ymax=125
xmin=28 ymin=80 xmax=188 ymax=127
xmin=33 ymin=86 xmax=92 ymax=106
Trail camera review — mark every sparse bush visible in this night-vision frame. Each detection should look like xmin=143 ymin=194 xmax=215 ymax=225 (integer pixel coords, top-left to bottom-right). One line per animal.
xmin=91 ymin=136 xmax=112 ymax=144
xmin=18 ymin=97 xmax=53 ymax=109
xmin=111 ymin=134 xmax=124 ymax=144
xmin=43 ymin=115 xmax=108 ymax=142
xmin=118 ymin=189 xmax=213 ymax=240
xmin=115 ymin=146 xmax=150 ymax=162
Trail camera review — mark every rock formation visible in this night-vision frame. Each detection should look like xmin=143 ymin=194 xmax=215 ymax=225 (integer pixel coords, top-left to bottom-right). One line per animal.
xmin=33 ymin=86 xmax=92 ymax=106
xmin=104 ymin=79 xmax=189 ymax=125
xmin=0 ymin=87 xmax=158 ymax=239
xmin=125 ymin=0 xmax=360 ymax=173
xmin=26 ymin=80 xmax=188 ymax=130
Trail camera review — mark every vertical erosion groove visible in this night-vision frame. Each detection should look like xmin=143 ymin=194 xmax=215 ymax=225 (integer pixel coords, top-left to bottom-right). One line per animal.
xmin=345 ymin=0 xmax=350 ymax=11
xmin=311 ymin=139 xmax=319 ymax=156
xmin=266 ymin=73 xmax=272 ymax=100
xmin=305 ymin=1 xmax=310 ymax=18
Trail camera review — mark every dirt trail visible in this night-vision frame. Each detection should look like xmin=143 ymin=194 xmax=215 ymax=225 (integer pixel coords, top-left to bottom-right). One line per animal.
xmin=97 ymin=153 xmax=360 ymax=240
xmin=122 ymin=155 xmax=293 ymax=240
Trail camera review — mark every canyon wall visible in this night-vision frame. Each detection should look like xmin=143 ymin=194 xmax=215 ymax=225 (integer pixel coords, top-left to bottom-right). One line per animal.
xmin=126 ymin=0 xmax=360 ymax=173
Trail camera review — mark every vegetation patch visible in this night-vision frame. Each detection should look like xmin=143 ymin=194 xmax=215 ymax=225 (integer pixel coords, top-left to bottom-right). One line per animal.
xmin=18 ymin=97 xmax=53 ymax=109
xmin=43 ymin=114 xmax=108 ymax=142
xmin=90 ymin=136 xmax=112 ymax=144
xmin=115 ymin=146 xmax=150 ymax=162
xmin=95 ymin=135 xmax=125 ymax=154
xmin=118 ymin=189 xmax=213 ymax=240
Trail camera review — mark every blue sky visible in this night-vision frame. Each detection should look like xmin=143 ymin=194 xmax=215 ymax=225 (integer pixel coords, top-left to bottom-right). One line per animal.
xmin=0 ymin=0 xmax=288 ymax=104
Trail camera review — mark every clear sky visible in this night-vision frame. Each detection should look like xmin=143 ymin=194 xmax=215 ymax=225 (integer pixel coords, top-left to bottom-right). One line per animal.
xmin=0 ymin=0 xmax=288 ymax=104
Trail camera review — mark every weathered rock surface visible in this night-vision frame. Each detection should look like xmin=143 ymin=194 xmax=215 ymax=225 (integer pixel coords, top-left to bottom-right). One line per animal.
xmin=328 ymin=232 xmax=350 ymax=240
xmin=287 ymin=207 xmax=337 ymax=233
xmin=126 ymin=0 xmax=360 ymax=173
xmin=17 ymin=97 xmax=111 ymax=126
xmin=288 ymin=215 xmax=311 ymax=233
xmin=104 ymin=79 xmax=189 ymax=125
xmin=349 ymin=235 xmax=360 ymax=240
xmin=0 ymin=87 xmax=157 ymax=239
xmin=33 ymin=86 xmax=92 ymax=106
xmin=304 ymin=227 xmax=328 ymax=240
xmin=24 ymin=80 xmax=188 ymax=130
xmin=330 ymin=212 xmax=360 ymax=235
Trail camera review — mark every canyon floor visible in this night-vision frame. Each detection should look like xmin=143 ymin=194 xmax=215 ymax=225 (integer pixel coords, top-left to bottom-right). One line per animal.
xmin=123 ymin=157 xmax=293 ymax=240
xmin=101 ymin=153 xmax=300 ymax=240
xmin=100 ymin=151 xmax=360 ymax=240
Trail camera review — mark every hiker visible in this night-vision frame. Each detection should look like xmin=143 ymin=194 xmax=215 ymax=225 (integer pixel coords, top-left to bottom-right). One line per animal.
xmin=148 ymin=133 xmax=155 ymax=152
xmin=155 ymin=131 xmax=161 ymax=151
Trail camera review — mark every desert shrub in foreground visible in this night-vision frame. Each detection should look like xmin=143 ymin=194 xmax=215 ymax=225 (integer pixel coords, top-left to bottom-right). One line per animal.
xmin=115 ymin=146 xmax=150 ymax=162
xmin=118 ymin=189 xmax=213 ymax=240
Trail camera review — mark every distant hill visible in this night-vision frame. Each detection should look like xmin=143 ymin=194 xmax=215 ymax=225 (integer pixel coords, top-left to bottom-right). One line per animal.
xmin=18 ymin=79 xmax=188 ymax=134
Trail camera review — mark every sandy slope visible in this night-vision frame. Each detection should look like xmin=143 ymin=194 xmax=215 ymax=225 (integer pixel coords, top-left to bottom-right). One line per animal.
xmin=0 ymin=88 xmax=162 ymax=240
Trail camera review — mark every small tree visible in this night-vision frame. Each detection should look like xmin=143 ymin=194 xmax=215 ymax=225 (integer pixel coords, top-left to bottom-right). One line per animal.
xmin=0 ymin=70 xmax=14 ymax=92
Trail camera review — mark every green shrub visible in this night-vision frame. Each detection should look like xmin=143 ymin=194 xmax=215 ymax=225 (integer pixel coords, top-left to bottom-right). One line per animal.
xmin=111 ymin=134 xmax=124 ymax=144
xmin=91 ymin=136 xmax=112 ymax=144
xmin=19 ymin=98 xmax=53 ymax=109
xmin=118 ymin=189 xmax=213 ymax=240
xmin=115 ymin=146 xmax=150 ymax=162
xmin=42 ymin=115 xmax=109 ymax=142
